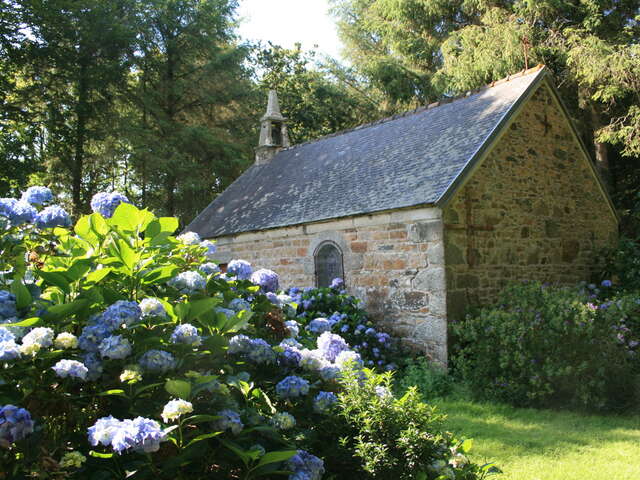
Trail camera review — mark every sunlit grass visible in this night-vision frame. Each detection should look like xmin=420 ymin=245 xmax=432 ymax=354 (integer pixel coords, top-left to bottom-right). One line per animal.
xmin=435 ymin=398 xmax=640 ymax=480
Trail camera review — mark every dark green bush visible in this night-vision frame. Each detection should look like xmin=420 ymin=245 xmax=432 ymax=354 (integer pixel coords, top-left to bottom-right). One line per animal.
xmin=453 ymin=282 xmax=636 ymax=410
xmin=395 ymin=358 xmax=454 ymax=400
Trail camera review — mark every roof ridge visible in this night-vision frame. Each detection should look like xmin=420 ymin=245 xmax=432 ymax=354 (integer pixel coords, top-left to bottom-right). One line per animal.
xmin=280 ymin=64 xmax=546 ymax=152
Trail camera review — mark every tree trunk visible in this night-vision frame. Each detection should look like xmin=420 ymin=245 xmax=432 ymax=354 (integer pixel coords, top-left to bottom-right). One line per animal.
xmin=589 ymin=105 xmax=611 ymax=190
xmin=72 ymin=59 xmax=89 ymax=216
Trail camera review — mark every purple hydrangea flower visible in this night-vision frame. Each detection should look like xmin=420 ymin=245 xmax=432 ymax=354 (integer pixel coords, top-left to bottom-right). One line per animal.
xmin=276 ymin=376 xmax=309 ymax=399
xmin=35 ymin=205 xmax=71 ymax=229
xmin=330 ymin=278 xmax=344 ymax=289
xmin=601 ymin=279 xmax=612 ymax=287
xmin=227 ymin=260 xmax=253 ymax=280
xmin=278 ymin=345 xmax=302 ymax=368
xmin=0 ymin=405 xmax=35 ymax=443
xmin=250 ymin=268 xmax=279 ymax=293
xmin=317 ymin=332 xmax=350 ymax=362
xmin=52 ymin=359 xmax=88 ymax=380
xmin=21 ymin=186 xmax=53 ymax=205
xmin=90 ymin=192 xmax=130 ymax=218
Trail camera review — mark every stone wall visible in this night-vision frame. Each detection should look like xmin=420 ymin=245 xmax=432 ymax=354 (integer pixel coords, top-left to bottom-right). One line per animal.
xmin=444 ymin=83 xmax=618 ymax=319
xmin=213 ymin=207 xmax=448 ymax=363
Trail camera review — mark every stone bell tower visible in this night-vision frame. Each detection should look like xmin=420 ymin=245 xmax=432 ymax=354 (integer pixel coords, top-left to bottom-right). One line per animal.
xmin=255 ymin=90 xmax=290 ymax=164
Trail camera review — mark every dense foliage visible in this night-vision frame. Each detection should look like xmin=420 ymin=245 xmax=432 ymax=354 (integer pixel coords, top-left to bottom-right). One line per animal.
xmin=453 ymin=282 xmax=639 ymax=411
xmin=0 ymin=188 xmax=495 ymax=479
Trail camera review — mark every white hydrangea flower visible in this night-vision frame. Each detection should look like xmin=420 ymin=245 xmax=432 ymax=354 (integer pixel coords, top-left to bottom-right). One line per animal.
xmin=177 ymin=231 xmax=201 ymax=245
xmin=54 ymin=332 xmax=78 ymax=350
xmin=161 ymin=399 xmax=193 ymax=423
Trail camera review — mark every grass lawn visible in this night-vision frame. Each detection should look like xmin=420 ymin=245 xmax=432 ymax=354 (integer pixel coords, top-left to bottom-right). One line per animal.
xmin=435 ymin=398 xmax=640 ymax=480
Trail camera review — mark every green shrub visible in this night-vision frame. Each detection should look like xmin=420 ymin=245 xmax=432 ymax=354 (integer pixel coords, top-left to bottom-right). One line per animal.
xmin=603 ymin=236 xmax=640 ymax=292
xmin=308 ymin=368 xmax=499 ymax=480
xmin=453 ymin=282 xmax=636 ymax=410
xmin=395 ymin=358 xmax=454 ymax=400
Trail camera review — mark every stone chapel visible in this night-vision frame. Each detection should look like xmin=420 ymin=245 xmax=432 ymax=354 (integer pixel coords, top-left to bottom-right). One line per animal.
xmin=187 ymin=65 xmax=618 ymax=364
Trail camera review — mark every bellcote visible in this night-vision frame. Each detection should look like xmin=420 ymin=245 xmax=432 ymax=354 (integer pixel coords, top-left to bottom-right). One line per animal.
xmin=256 ymin=90 xmax=290 ymax=164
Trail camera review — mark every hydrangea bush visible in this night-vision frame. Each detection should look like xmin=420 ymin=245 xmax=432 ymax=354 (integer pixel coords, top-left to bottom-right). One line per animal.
xmin=453 ymin=282 xmax=640 ymax=410
xmin=0 ymin=188 xmax=495 ymax=479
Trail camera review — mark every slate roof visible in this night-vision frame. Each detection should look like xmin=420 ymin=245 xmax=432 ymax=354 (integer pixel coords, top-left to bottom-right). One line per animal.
xmin=188 ymin=66 xmax=548 ymax=238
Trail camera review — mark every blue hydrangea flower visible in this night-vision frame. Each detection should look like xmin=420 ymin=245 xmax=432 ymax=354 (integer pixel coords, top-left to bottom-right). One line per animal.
xmin=170 ymin=324 xmax=202 ymax=347
xmin=317 ymin=332 xmax=350 ymax=362
xmin=0 ymin=327 xmax=15 ymax=343
xmin=375 ymin=386 xmax=393 ymax=399
xmin=376 ymin=332 xmax=391 ymax=344
xmin=78 ymin=323 xmax=111 ymax=352
xmin=139 ymin=350 xmax=176 ymax=374
xmin=199 ymin=262 xmax=220 ymax=275
xmin=101 ymin=301 xmax=142 ymax=330
xmin=601 ymin=279 xmax=613 ymax=287
xmin=280 ymin=338 xmax=302 ymax=349
xmin=81 ymin=353 xmax=103 ymax=380
xmin=216 ymin=307 xmax=235 ymax=318
xmin=227 ymin=260 xmax=252 ymax=280
xmin=98 ymin=335 xmax=132 ymax=360
xmin=139 ymin=298 xmax=166 ymax=318
xmin=228 ymin=334 xmax=252 ymax=355
xmin=307 ymin=318 xmax=332 ymax=335
xmin=229 ymin=298 xmax=251 ymax=313
xmin=168 ymin=271 xmax=206 ymax=294
xmin=284 ymin=320 xmax=300 ymax=338
xmin=0 ymin=199 xmax=37 ymax=226
xmin=21 ymin=186 xmax=53 ymax=205
xmin=52 ymin=359 xmax=88 ymax=381
xmin=0 ymin=405 xmax=35 ymax=443
xmin=330 ymin=278 xmax=344 ymax=289
xmin=88 ymin=416 xmax=166 ymax=454
xmin=276 ymin=376 xmax=309 ymax=399
xmin=319 ymin=365 xmax=341 ymax=382
xmin=287 ymin=450 xmax=325 ymax=480
xmin=270 ymin=412 xmax=296 ymax=430
xmin=35 ymin=205 xmax=71 ymax=229
xmin=313 ymin=391 xmax=338 ymax=414
xmin=90 ymin=192 xmax=130 ymax=218
xmin=214 ymin=409 xmax=243 ymax=435
xmin=0 ymin=340 xmax=21 ymax=362
xmin=365 ymin=327 xmax=377 ymax=336
xmin=200 ymin=240 xmax=217 ymax=260
xmin=247 ymin=338 xmax=276 ymax=364
xmin=0 ymin=291 xmax=17 ymax=319
xmin=340 ymin=324 xmax=349 ymax=333
xmin=176 ymin=231 xmax=201 ymax=245
xmin=250 ymin=268 xmax=279 ymax=293
xmin=278 ymin=345 xmax=302 ymax=368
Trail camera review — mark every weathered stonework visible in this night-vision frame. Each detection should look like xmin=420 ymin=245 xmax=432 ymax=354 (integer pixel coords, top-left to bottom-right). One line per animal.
xmin=214 ymin=207 xmax=449 ymax=363
xmin=444 ymin=84 xmax=618 ymax=319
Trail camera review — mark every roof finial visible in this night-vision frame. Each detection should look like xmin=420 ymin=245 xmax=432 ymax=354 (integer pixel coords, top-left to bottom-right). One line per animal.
xmin=263 ymin=90 xmax=285 ymax=121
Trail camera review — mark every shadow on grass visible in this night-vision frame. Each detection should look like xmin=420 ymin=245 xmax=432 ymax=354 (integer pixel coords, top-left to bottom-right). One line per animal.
xmin=433 ymin=397 xmax=640 ymax=459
